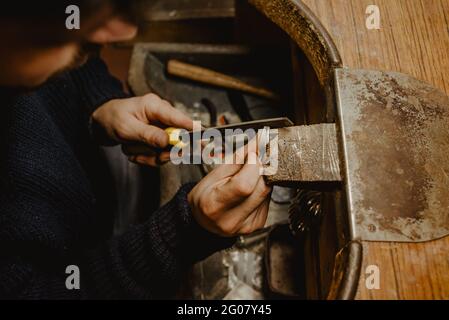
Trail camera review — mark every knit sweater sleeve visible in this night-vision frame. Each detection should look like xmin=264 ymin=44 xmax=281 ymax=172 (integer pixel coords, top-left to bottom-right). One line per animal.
xmin=70 ymin=55 xmax=129 ymax=115
xmin=69 ymin=56 xmax=130 ymax=146
xmin=81 ymin=183 xmax=235 ymax=299
xmin=0 ymin=183 xmax=235 ymax=299
xmin=83 ymin=182 xmax=236 ymax=299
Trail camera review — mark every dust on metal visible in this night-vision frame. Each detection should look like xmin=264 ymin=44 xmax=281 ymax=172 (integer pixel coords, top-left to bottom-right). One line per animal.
xmin=335 ymin=68 xmax=449 ymax=242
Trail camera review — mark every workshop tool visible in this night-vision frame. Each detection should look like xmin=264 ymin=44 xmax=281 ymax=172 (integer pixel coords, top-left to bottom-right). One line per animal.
xmin=264 ymin=123 xmax=341 ymax=186
xmin=167 ymin=59 xmax=279 ymax=100
xmin=122 ymin=117 xmax=294 ymax=156
xmin=138 ymin=52 xmax=242 ymax=119
xmin=122 ymin=118 xmax=342 ymax=188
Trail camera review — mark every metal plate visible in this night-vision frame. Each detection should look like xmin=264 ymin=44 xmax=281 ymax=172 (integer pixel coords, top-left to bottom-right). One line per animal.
xmin=335 ymin=68 xmax=449 ymax=242
xmin=265 ymin=124 xmax=341 ymax=186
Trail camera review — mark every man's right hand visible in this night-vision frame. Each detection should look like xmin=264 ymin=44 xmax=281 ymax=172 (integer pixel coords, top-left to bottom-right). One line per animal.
xmin=188 ymin=149 xmax=272 ymax=237
xmin=91 ymin=93 xmax=193 ymax=167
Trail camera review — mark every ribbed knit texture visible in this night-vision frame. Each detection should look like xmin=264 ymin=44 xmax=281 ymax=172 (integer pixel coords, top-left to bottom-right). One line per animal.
xmin=0 ymin=57 xmax=234 ymax=299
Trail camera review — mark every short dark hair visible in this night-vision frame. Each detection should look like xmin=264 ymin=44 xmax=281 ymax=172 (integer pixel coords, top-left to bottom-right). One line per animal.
xmin=0 ymin=1 xmax=140 ymax=45
xmin=0 ymin=1 xmax=136 ymax=20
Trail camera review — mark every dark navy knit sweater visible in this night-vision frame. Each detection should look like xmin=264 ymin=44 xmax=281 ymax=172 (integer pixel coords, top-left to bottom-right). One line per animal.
xmin=0 ymin=57 xmax=233 ymax=299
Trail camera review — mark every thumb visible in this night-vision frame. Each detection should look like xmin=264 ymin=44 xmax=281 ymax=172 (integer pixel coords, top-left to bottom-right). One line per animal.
xmin=129 ymin=118 xmax=169 ymax=148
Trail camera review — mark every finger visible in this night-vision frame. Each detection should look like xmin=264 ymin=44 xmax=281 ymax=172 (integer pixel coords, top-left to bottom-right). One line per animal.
xmin=194 ymin=151 xmax=258 ymax=211
xmin=200 ymin=162 xmax=243 ymax=191
xmin=128 ymin=155 xmax=138 ymax=164
xmin=247 ymin=132 xmax=259 ymax=156
xmin=213 ymin=152 xmax=262 ymax=209
xmin=128 ymin=155 xmax=157 ymax=167
xmin=238 ymin=197 xmax=270 ymax=234
xmin=253 ymin=197 xmax=271 ymax=228
xmin=159 ymin=151 xmax=171 ymax=163
xmin=206 ymin=130 xmax=261 ymax=181
xmin=122 ymin=144 xmax=158 ymax=156
xmin=206 ymin=139 xmax=260 ymax=183
xmin=221 ymin=176 xmax=271 ymax=230
xmin=142 ymin=94 xmax=194 ymax=130
xmin=190 ymin=143 xmax=261 ymax=208
xmin=221 ymin=131 xmax=257 ymax=166
xmin=190 ymin=152 xmax=260 ymax=217
xmin=127 ymin=117 xmax=169 ymax=148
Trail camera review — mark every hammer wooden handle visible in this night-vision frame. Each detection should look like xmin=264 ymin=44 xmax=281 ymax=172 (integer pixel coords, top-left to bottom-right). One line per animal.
xmin=167 ymin=59 xmax=279 ymax=100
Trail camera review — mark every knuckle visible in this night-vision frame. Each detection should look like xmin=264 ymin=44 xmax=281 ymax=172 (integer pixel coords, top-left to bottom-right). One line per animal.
xmin=216 ymin=220 xmax=235 ymax=236
xmin=231 ymin=177 xmax=254 ymax=197
xmin=160 ymin=99 xmax=173 ymax=108
xmin=233 ymin=180 xmax=254 ymax=197
xmin=239 ymin=225 xmax=254 ymax=235
xmin=142 ymin=93 xmax=160 ymax=107
xmin=137 ymin=157 xmax=154 ymax=166
xmin=261 ymin=184 xmax=272 ymax=197
xmin=200 ymin=198 xmax=217 ymax=217
xmin=114 ymin=125 xmax=130 ymax=141
xmin=142 ymin=129 xmax=166 ymax=147
xmin=141 ymin=130 xmax=156 ymax=144
xmin=143 ymin=93 xmax=159 ymax=102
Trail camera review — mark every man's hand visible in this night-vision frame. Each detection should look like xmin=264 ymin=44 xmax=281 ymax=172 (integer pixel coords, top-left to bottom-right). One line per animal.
xmin=188 ymin=146 xmax=272 ymax=237
xmin=92 ymin=94 xmax=193 ymax=166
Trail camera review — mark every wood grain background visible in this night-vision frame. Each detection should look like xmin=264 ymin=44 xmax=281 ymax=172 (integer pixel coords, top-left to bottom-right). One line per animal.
xmin=302 ymin=0 xmax=449 ymax=299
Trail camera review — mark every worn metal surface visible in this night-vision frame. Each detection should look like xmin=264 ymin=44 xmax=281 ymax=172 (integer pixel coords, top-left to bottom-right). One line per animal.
xmin=335 ymin=68 xmax=449 ymax=242
xmin=265 ymin=124 xmax=342 ymax=186
xmin=326 ymin=241 xmax=363 ymax=300
xmin=248 ymin=0 xmax=342 ymax=121
xmin=249 ymin=0 xmax=341 ymax=89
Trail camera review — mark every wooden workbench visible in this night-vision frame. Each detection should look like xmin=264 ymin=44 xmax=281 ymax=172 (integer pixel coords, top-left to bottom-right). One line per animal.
xmin=302 ymin=0 xmax=449 ymax=300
